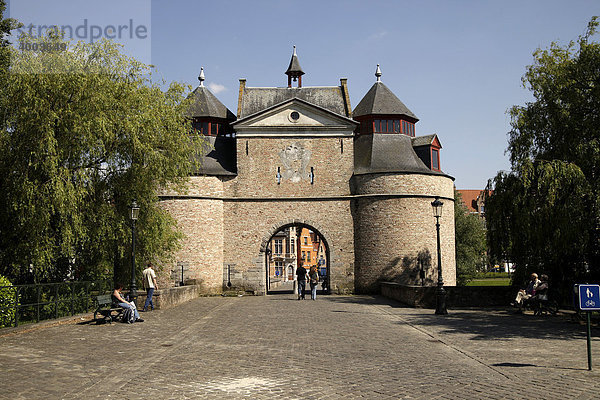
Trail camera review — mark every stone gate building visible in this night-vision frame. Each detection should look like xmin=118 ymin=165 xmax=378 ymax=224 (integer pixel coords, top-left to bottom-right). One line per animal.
xmin=159 ymin=49 xmax=456 ymax=294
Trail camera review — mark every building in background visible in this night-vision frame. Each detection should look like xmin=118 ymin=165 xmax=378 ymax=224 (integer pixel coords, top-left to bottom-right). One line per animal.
xmin=457 ymin=189 xmax=491 ymax=219
xmin=267 ymin=227 xmax=298 ymax=283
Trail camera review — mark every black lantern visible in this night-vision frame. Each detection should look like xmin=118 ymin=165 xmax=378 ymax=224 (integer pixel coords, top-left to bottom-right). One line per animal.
xmin=431 ymin=197 xmax=448 ymax=315
xmin=129 ymin=200 xmax=140 ymax=303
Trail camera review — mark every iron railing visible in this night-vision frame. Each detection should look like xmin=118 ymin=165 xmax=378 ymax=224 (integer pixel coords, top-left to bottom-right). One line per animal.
xmin=0 ymin=280 xmax=112 ymax=328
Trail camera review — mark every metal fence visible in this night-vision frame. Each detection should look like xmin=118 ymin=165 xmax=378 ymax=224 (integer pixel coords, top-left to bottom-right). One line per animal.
xmin=0 ymin=280 xmax=112 ymax=328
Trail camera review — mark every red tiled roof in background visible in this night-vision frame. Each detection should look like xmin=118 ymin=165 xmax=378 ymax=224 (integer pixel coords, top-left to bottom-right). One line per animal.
xmin=456 ymin=190 xmax=489 ymax=213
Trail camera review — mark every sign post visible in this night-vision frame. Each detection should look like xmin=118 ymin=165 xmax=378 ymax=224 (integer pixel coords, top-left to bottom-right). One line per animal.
xmin=577 ymin=284 xmax=600 ymax=371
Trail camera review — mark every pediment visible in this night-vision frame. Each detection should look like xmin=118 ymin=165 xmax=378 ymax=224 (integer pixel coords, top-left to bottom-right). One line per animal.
xmin=232 ymin=98 xmax=357 ymax=136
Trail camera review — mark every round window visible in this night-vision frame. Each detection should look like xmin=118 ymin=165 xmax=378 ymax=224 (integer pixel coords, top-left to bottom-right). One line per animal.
xmin=290 ymin=111 xmax=300 ymax=121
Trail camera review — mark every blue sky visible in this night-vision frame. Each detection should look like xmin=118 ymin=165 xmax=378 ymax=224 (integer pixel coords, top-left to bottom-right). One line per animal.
xmin=8 ymin=0 xmax=600 ymax=189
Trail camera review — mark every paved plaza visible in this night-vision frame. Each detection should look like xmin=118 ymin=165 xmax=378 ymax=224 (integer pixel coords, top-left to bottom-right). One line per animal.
xmin=1 ymin=294 xmax=600 ymax=399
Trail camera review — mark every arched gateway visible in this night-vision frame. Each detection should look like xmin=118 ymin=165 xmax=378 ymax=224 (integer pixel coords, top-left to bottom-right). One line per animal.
xmin=260 ymin=221 xmax=332 ymax=294
xmin=158 ymin=49 xmax=456 ymax=294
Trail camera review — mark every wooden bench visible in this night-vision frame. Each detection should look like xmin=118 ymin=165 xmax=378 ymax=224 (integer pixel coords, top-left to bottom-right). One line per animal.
xmin=93 ymin=294 xmax=123 ymax=324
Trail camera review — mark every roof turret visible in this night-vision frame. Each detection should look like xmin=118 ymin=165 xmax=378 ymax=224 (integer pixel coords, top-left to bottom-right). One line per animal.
xmin=285 ymin=45 xmax=305 ymax=88
xmin=187 ymin=67 xmax=235 ymax=121
xmin=353 ymin=65 xmax=418 ymax=121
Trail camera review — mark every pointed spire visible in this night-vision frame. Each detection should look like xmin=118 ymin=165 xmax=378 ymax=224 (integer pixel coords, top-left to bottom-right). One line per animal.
xmin=198 ymin=67 xmax=205 ymax=87
xmin=285 ymin=45 xmax=305 ymax=88
xmin=375 ymin=64 xmax=382 ymax=82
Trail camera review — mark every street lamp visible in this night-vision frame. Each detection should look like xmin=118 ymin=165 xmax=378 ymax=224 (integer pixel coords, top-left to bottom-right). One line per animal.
xmin=130 ymin=200 xmax=140 ymax=304
xmin=431 ymin=197 xmax=448 ymax=315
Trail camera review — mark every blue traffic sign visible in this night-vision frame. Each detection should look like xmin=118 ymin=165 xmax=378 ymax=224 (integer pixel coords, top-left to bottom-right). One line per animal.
xmin=578 ymin=284 xmax=600 ymax=311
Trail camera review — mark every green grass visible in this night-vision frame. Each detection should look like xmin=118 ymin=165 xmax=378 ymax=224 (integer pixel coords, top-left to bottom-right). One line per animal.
xmin=466 ymin=278 xmax=511 ymax=286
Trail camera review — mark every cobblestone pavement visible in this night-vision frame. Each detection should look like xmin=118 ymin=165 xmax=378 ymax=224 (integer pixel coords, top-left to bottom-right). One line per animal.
xmin=1 ymin=295 xmax=600 ymax=399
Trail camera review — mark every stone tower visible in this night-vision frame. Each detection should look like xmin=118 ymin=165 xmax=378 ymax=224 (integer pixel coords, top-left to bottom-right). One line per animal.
xmin=351 ymin=66 xmax=455 ymax=292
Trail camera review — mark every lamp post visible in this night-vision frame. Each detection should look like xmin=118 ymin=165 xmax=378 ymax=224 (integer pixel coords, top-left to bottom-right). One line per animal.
xmin=431 ymin=197 xmax=448 ymax=315
xmin=129 ymin=200 xmax=140 ymax=303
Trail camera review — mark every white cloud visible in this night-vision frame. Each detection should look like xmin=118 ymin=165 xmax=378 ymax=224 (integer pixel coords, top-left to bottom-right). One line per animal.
xmin=208 ymin=83 xmax=226 ymax=94
xmin=368 ymin=31 xmax=388 ymax=41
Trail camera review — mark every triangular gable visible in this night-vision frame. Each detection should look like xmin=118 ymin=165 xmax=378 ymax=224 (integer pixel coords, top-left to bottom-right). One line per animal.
xmin=232 ymin=97 xmax=357 ymax=137
xmin=412 ymin=134 xmax=442 ymax=148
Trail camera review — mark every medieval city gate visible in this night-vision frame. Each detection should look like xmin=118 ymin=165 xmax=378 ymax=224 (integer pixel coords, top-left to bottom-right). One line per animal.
xmin=158 ymin=50 xmax=457 ymax=294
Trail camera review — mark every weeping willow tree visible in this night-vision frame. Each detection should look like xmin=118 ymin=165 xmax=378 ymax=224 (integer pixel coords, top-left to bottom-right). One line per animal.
xmin=486 ymin=17 xmax=600 ymax=299
xmin=0 ymin=31 xmax=202 ymax=284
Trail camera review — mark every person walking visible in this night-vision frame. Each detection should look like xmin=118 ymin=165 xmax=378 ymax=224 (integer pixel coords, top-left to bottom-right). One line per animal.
xmin=142 ymin=263 xmax=158 ymax=311
xmin=309 ymin=265 xmax=319 ymax=300
xmin=296 ymin=262 xmax=308 ymax=300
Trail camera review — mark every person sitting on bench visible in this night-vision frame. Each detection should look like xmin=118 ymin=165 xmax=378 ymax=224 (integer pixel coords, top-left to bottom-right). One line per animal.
xmin=530 ymin=274 xmax=549 ymax=310
xmin=512 ymin=273 xmax=540 ymax=311
xmin=112 ymin=283 xmax=144 ymax=323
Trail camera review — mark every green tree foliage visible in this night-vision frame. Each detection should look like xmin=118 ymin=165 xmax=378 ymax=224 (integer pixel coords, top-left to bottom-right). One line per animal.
xmin=0 ymin=0 xmax=22 ymax=70
xmin=486 ymin=17 xmax=600 ymax=295
xmin=454 ymin=191 xmax=487 ymax=286
xmin=0 ymin=33 xmax=201 ymax=284
xmin=0 ymin=275 xmax=15 ymax=327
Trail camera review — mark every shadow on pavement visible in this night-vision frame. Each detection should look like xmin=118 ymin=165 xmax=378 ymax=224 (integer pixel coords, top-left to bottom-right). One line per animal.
xmin=324 ymin=294 xmax=410 ymax=308
xmin=492 ymin=362 xmax=536 ymax=367
xmin=492 ymin=362 xmax=586 ymax=372
xmin=323 ymin=294 xmax=597 ymax=341
xmin=402 ymin=308 xmax=596 ymax=341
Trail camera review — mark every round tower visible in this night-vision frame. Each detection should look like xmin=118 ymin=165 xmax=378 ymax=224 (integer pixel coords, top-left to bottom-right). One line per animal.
xmin=159 ymin=68 xmax=237 ymax=291
xmin=352 ymin=66 xmax=456 ymax=293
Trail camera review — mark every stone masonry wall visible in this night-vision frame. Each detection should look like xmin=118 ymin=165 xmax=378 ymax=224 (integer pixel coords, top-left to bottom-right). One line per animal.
xmin=157 ymin=135 xmax=455 ymax=296
xmin=228 ymin=137 xmax=354 ymax=198
xmin=222 ymin=136 xmax=355 ymax=294
xmin=159 ymin=176 xmax=224 ymax=292
xmin=223 ymin=200 xmax=355 ymax=294
xmin=352 ymin=173 xmax=456 ymax=293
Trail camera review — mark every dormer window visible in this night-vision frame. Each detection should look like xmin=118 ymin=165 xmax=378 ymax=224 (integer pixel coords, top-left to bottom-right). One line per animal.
xmin=431 ymin=148 xmax=440 ymax=171
xmin=411 ymin=134 xmax=442 ymax=172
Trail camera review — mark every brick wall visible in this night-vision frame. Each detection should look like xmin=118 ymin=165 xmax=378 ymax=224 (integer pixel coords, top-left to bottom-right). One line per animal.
xmin=159 ymin=176 xmax=224 ymax=292
xmin=223 ymin=201 xmax=355 ymax=294
xmin=222 ymin=135 xmax=355 ymax=294
xmin=157 ymin=134 xmax=456 ymax=295
xmin=353 ymin=173 xmax=456 ymax=293
xmin=228 ymin=137 xmax=354 ymax=198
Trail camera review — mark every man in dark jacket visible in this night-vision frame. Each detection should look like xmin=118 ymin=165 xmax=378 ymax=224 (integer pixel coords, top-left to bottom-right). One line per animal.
xmin=296 ymin=263 xmax=308 ymax=300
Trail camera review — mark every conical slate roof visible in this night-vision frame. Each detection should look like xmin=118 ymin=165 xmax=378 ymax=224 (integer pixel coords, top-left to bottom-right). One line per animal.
xmin=353 ymin=82 xmax=418 ymax=120
xmin=187 ymin=86 xmax=236 ymax=121
xmin=285 ymin=46 xmax=305 ymax=77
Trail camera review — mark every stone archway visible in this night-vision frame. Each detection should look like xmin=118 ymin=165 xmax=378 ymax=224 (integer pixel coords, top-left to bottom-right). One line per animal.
xmin=260 ymin=219 xmax=333 ymax=295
